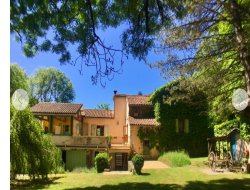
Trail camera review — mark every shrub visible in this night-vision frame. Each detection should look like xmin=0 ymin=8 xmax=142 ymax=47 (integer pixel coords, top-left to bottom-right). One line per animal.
xmin=54 ymin=166 xmax=66 ymax=174
xmin=158 ymin=151 xmax=191 ymax=167
xmin=132 ymin=154 xmax=144 ymax=174
xmin=95 ymin=152 xmax=108 ymax=173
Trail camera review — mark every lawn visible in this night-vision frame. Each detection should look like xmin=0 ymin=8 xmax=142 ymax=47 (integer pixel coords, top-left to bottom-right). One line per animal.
xmin=11 ymin=158 xmax=250 ymax=190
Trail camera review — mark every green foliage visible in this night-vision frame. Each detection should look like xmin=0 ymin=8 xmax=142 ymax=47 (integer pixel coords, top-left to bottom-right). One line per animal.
xmin=137 ymin=127 xmax=159 ymax=149
xmin=150 ymin=81 xmax=213 ymax=157
xmin=214 ymin=118 xmax=250 ymax=140
xmin=240 ymin=122 xmax=250 ymax=141
xmin=10 ymin=64 xmax=29 ymax=96
xmin=10 ymin=0 xmax=186 ymax=83
xmin=30 ymin=67 xmax=75 ymax=103
xmin=132 ymin=154 xmax=144 ymax=175
xmin=95 ymin=152 xmax=108 ymax=173
xmin=10 ymin=64 xmax=38 ymax=106
xmin=149 ymin=0 xmax=249 ymax=126
xmin=214 ymin=119 xmax=239 ymax=136
xmin=158 ymin=151 xmax=191 ymax=167
xmin=10 ymin=104 xmax=62 ymax=179
xmin=106 ymin=135 xmax=113 ymax=145
xmin=97 ymin=103 xmax=110 ymax=110
xmin=54 ymin=165 xmax=66 ymax=174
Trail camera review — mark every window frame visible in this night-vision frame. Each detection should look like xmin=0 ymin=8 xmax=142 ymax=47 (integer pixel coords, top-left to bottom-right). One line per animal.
xmin=96 ymin=125 xmax=105 ymax=136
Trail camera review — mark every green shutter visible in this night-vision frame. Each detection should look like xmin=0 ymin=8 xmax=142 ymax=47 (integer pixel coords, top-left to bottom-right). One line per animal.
xmin=184 ymin=119 xmax=189 ymax=133
xmin=175 ymin=119 xmax=179 ymax=133
xmin=66 ymin=150 xmax=86 ymax=171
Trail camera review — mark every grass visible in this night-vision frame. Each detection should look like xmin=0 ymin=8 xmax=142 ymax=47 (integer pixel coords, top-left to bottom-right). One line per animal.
xmin=158 ymin=151 xmax=191 ymax=167
xmin=72 ymin=167 xmax=96 ymax=173
xmin=11 ymin=158 xmax=250 ymax=190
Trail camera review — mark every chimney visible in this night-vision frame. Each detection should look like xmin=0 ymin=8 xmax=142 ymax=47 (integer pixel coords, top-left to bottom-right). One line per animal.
xmin=114 ymin=90 xmax=117 ymax=95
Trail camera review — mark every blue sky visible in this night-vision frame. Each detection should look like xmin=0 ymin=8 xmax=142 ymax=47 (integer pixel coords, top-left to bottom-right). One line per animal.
xmin=10 ymin=26 xmax=168 ymax=109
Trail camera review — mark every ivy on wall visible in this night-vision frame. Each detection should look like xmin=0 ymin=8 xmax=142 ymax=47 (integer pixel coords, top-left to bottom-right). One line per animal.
xmin=137 ymin=127 xmax=159 ymax=149
xmin=149 ymin=80 xmax=213 ymax=157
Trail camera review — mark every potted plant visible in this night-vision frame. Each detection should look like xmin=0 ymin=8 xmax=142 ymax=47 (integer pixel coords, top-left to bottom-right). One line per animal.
xmin=106 ymin=135 xmax=113 ymax=148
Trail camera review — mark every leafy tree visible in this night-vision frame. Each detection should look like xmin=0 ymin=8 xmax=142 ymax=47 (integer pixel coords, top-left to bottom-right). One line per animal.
xmin=97 ymin=103 xmax=110 ymax=110
xmin=152 ymin=0 xmax=249 ymax=94
xmin=10 ymin=104 xmax=61 ymax=179
xmin=30 ymin=68 xmax=75 ymax=102
xmin=10 ymin=64 xmax=29 ymax=96
xmin=10 ymin=0 xmax=186 ymax=85
xmin=150 ymin=0 xmax=250 ymax=124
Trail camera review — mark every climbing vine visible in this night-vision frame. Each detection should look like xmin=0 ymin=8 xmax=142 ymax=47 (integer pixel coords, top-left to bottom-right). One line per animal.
xmin=214 ymin=118 xmax=250 ymax=140
xmin=149 ymin=80 xmax=213 ymax=157
xmin=137 ymin=127 xmax=160 ymax=149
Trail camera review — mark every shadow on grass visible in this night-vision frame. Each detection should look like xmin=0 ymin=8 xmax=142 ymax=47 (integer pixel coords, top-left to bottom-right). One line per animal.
xmin=64 ymin=178 xmax=250 ymax=190
xmin=65 ymin=183 xmax=181 ymax=190
xmin=183 ymin=178 xmax=250 ymax=190
xmin=140 ymin=172 xmax=150 ymax=176
xmin=11 ymin=176 xmax=63 ymax=190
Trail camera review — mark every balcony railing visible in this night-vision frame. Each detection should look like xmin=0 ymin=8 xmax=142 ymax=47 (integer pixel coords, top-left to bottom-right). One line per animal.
xmin=51 ymin=135 xmax=107 ymax=148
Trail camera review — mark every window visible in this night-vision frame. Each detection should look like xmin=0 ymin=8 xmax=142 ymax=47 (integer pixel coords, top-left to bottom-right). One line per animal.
xmin=63 ymin=125 xmax=70 ymax=135
xmin=44 ymin=126 xmax=49 ymax=134
xmin=96 ymin=125 xmax=104 ymax=136
xmin=143 ymin=140 xmax=150 ymax=155
xmin=178 ymin=118 xmax=185 ymax=133
xmin=176 ymin=118 xmax=189 ymax=134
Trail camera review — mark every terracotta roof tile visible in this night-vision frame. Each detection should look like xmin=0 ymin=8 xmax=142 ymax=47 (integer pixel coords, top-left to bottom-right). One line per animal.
xmin=127 ymin=95 xmax=152 ymax=105
xmin=129 ymin=116 xmax=158 ymax=126
xmin=31 ymin=102 xmax=82 ymax=115
xmin=82 ymin=109 xmax=114 ymax=118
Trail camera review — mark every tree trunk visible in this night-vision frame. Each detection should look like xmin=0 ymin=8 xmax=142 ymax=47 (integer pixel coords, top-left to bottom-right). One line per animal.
xmin=228 ymin=0 xmax=250 ymax=96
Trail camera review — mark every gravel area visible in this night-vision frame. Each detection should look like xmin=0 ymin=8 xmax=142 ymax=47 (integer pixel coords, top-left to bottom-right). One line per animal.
xmin=142 ymin=161 xmax=169 ymax=169
xmin=200 ymin=168 xmax=235 ymax=175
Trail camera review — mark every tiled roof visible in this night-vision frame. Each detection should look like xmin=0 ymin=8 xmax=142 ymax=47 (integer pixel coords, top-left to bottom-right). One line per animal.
xmin=129 ymin=116 xmax=158 ymax=126
xmin=82 ymin=109 xmax=114 ymax=118
xmin=31 ymin=102 xmax=82 ymax=115
xmin=127 ymin=95 xmax=152 ymax=105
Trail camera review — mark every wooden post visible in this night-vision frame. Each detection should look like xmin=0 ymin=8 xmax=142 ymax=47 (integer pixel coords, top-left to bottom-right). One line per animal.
xmin=50 ymin=115 xmax=53 ymax=133
xmin=71 ymin=116 xmax=73 ymax=136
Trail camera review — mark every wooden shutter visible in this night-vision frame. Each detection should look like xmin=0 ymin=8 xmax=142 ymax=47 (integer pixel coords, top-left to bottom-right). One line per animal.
xmin=91 ymin=125 xmax=96 ymax=136
xmin=175 ymin=119 xmax=179 ymax=133
xmin=184 ymin=119 xmax=189 ymax=133
xmin=105 ymin=126 xmax=109 ymax=136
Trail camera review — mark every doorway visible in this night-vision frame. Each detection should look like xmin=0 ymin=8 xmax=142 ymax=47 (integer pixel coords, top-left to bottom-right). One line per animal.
xmin=115 ymin=153 xmax=128 ymax=171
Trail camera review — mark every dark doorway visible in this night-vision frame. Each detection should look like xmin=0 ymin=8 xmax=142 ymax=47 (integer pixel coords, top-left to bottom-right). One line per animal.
xmin=143 ymin=140 xmax=150 ymax=155
xmin=62 ymin=150 xmax=66 ymax=166
xmin=115 ymin=153 xmax=128 ymax=171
